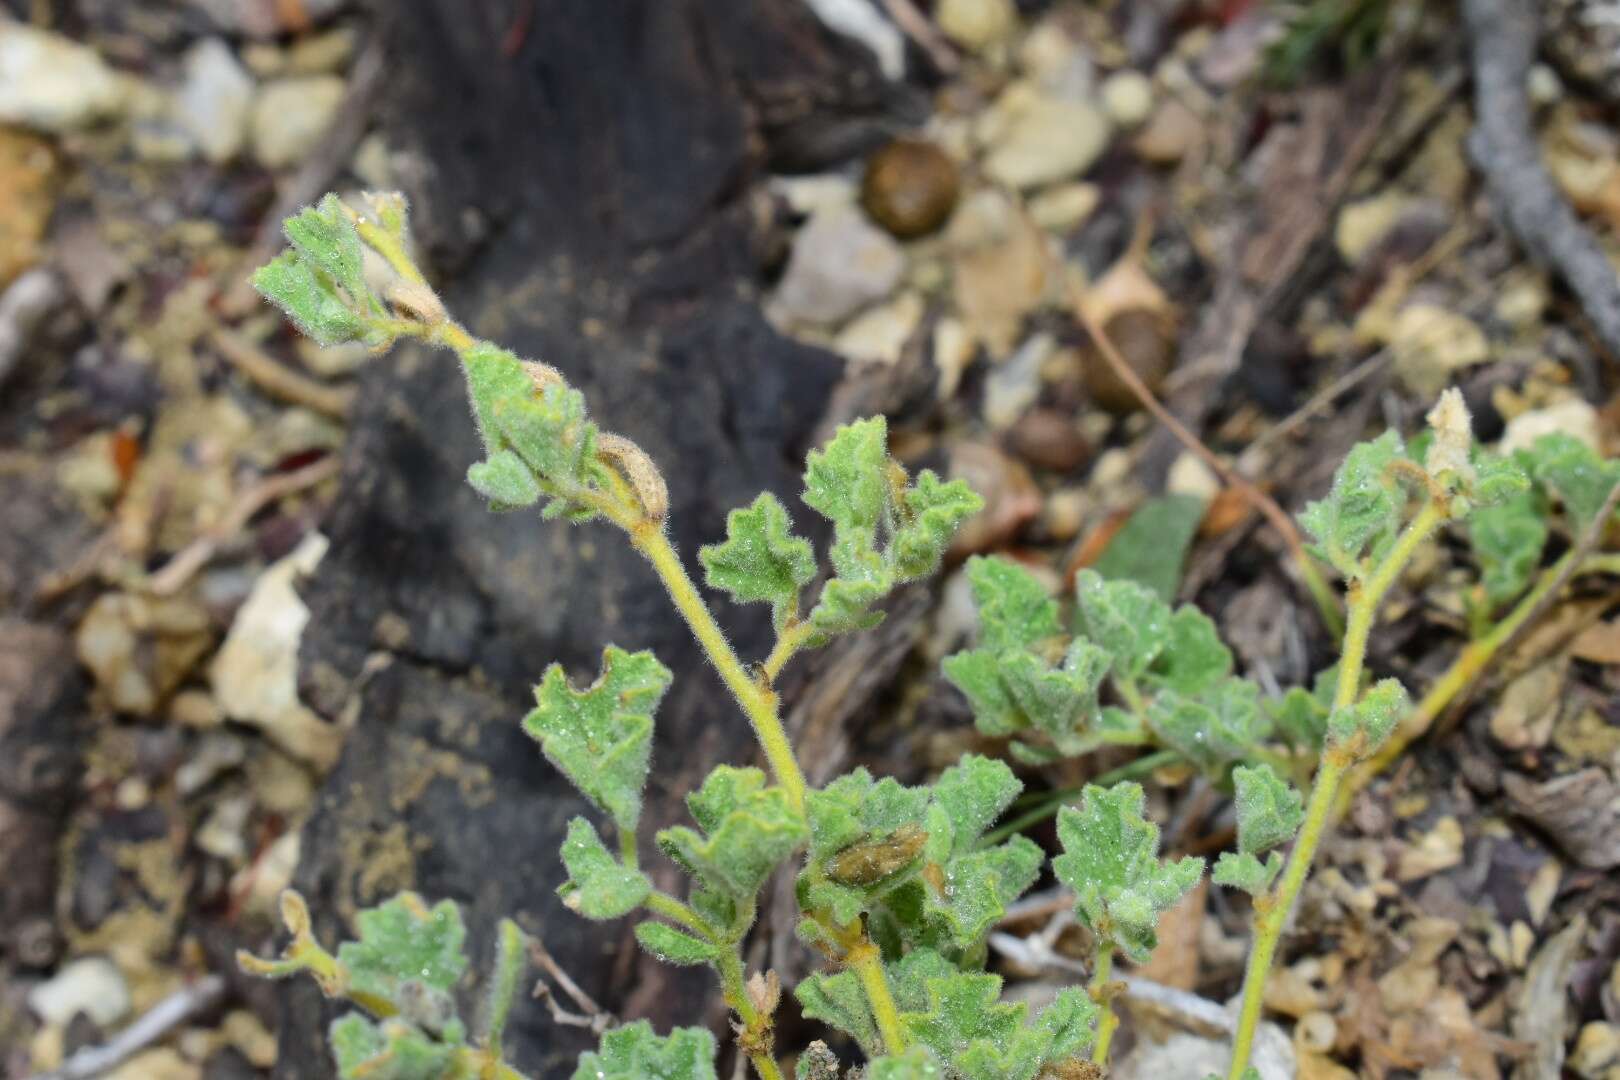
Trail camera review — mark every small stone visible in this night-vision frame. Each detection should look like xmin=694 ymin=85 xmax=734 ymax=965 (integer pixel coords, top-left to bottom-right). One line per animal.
xmin=1335 ymin=192 xmax=1414 ymax=265
xmin=1396 ymin=816 xmax=1464 ymax=881
xmin=27 ymin=956 xmax=130 ymax=1027
xmin=1388 ymin=304 xmax=1490 ymax=397
xmin=196 ymin=795 xmax=253 ymax=862
xmin=984 ymin=333 xmax=1052 ymax=429
xmin=223 ymin=1010 xmax=278 ymax=1069
xmin=1008 ymin=409 xmax=1089 ymax=473
xmin=861 ymin=138 xmax=959 ymax=239
xmin=833 ymin=292 xmax=924 ymax=365
xmin=769 ymin=174 xmax=857 ymax=217
xmin=75 ymin=593 xmax=214 ymax=716
xmin=0 ymin=127 xmax=57 ymax=289
xmin=0 ymin=24 xmax=125 ymax=133
xmin=169 ymin=688 xmax=223 ymax=730
xmin=1027 ymin=181 xmax=1100 ymax=231
xmin=932 ymin=316 xmax=975 ymax=399
xmin=285 ymin=26 xmax=356 ymax=75
xmin=1167 ymin=452 xmax=1221 ymax=500
xmin=1042 ymin=488 xmax=1089 ymax=541
xmin=1083 ymin=309 xmax=1174 ymax=414
xmin=1499 ymin=397 xmax=1601 ymax=455
xmin=1527 ymin=63 xmax=1563 ymax=108
xmin=769 ymin=207 xmax=904 ymax=327
xmin=1133 ymin=98 xmax=1202 ymax=164
xmin=185 ymin=0 xmax=351 ymax=39
xmin=936 ymin=0 xmax=1017 ymax=52
xmin=1490 ymin=659 xmax=1565 ymax=750
xmin=1101 ymin=70 xmax=1154 ymax=128
xmin=950 ymin=189 xmax=1051 ymax=357
xmin=106 ymin=1048 xmax=199 ymax=1080
xmin=947 ymin=442 xmax=1041 ymax=557
xmin=983 ymin=96 xmax=1112 ymax=190
xmin=250 ymin=75 xmax=346 ymax=169
xmin=210 ymin=533 xmax=340 ymax=768
xmin=1572 ymin=1022 xmax=1620 ymax=1079
xmin=176 ymin=733 xmax=247 ymax=795
xmin=175 ymin=38 xmax=255 ymax=164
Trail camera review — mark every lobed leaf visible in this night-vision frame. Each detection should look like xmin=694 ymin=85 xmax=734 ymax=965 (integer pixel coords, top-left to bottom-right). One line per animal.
xmin=253 ymin=251 xmax=371 ymax=347
xmin=282 ymin=194 xmax=368 ymax=302
xmin=329 ymin=1015 xmax=456 ymax=1080
xmin=891 ymin=471 xmax=983 ymax=580
xmin=572 ymin=1020 xmax=719 ymax=1080
xmin=1230 ymin=764 xmax=1304 ymax=855
xmin=1146 ymin=678 xmax=1270 ymax=775
xmin=1212 ymin=851 xmax=1284 ymax=896
xmin=1468 ymin=489 xmax=1547 ymax=608
xmin=864 ymin=1048 xmax=947 ymax=1079
xmin=796 ymin=970 xmax=880 ymax=1053
xmin=803 ymin=417 xmax=890 ymax=540
xmin=900 ymin=972 xmax=1096 ymax=1080
xmin=558 ymin=817 xmax=651 ymax=920
xmin=1074 ymin=570 xmax=1171 ymax=684
xmin=698 ymin=492 xmax=817 ymax=631
xmin=960 ymin=556 xmax=1062 ymax=653
xmin=1523 ymin=433 xmax=1620 ymax=533
xmin=466 ymin=448 xmax=542 ymax=511
xmin=1326 ymin=677 xmax=1409 ymax=758
xmin=657 ymin=766 xmax=808 ymax=901
xmin=337 ymin=893 xmax=468 ymax=1011
xmin=634 ymin=922 xmax=721 ymax=967
xmin=523 ymin=647 xmax=671 ymax=832
xmin=1053 ymin=783 xmax=1205 ymax=962
xmin=1298 ymin=431 xmax=1408 ymax=577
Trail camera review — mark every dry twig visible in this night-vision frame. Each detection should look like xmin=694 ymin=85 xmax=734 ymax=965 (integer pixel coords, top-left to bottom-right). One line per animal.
xmin=210 ymin=328 xmax=355 ymax=419
xmin=529 ymin=933 xmax=613 ymax=1034
xmin=25 ymin=975 xmax=227 ymax=1080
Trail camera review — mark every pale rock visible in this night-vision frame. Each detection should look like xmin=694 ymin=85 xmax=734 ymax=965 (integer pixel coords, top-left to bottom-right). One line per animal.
xmin=1490 ymin=659 xmax=1565 ymax=750
xmin=1101 ymin=70 xmax=1154 ymax=128
xmin=983 ymin=95 xmax=1112 ymax=190
xmin=1027 ymin=182 xmax=1100 ymax=231
xmin=224 ymin=1009 xmax=279 ymax=1069
xmin=175 ymin=38 xmax=255 ymax=163
xmin=250 ymin=75 xmax=345 ymax=169
xmin=936 ymin=0 xmax=1017 ymax=52
xmin=1396 ymin=815 xmax=1464 ymax=881
xmin=932 ymin=316 xmax=975 ymax=399
xmin=1572 ymin=1022 xmax=1620 ymax=1079
xmin=210 ymin=533 xmax=341 ymax=768
xmin=55 ymin=432 xmax=124 ymax=513
xmin=947 ymin=442 xmax=1041 ymax=557
xmin=76 ymin=593 xmax=214 ymax=716
xmin=1527 ymin=63 xmax=1564 ymax=107
xmin=234 ymin=830 xmax=300 ymax=919
xmin=27 ymin=956 xmax=130 ymax=1027
xmin=186 ymin=0 xmax=350 ymax=39
xmin=769 ymin=173 xmax=857 ymax=217
xmin=1133 ymin=97 xmax=1202 ymax=164
xmin=834 ymin=291 xmax=924 ymax=365
xmin=949 ymin=189 xmax=1051 ymax=356
xmin=1168 ymin=451 xmax=1221 ymax=500
xmin=196 ymin=795 xmax=253 ymax=862
xmin=769 ymin=207 xmax=904 ymax=327
xmin=1500 ymin=397 xmax=1601 ymax=455
xmin=1494 ymin=270 xmax=1550 ymax=328
xmin=1042 ymin=488 xmax=1088 ymax=541
xmin=984 ymin=333 xmax=1052 ymax=429
xmin=0 ymin=24 xmax=125 ymax=132
xmin=350 ymin=132 xmax=395 ymax=190
xmin=285 ymin=26 xmax=357 ymax=75
xmin=1335 ymin=192 xmax=1414 ymax=265
xmin=1388 ymin=304 xmax=1489 ymax=397
xmin=1113 ymin=1029 xmax=1294 ymax=1080
xmin=106 ymin=1048 xmax=199 ymax=1080
xmin=1017 ymin=23 xmax=1093 ymax=102
xmin=176 ymin=732 xmax=246 ymax=795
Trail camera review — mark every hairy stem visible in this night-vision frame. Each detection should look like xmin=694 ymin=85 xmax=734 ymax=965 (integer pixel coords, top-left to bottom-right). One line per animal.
xmin=717 ymin=950 xmax=784 ymax=1080
xmin=847 ymin=939 xmax=908 ymax=1054
xmin=645 ymin=892 xmax=721 ymax=943
xmin=1089 ymin=946 xmax=1117 ymax=1065
xmin=762 ymin=620 xmax=816 ymax=684
xmin=633 ymin=526 xmax=808 ymax=811
xmin=1227 ymin=499 xmax=1445 ymax=1078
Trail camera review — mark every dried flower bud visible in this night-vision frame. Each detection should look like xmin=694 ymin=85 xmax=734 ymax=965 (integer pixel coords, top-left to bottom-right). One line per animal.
xmin=597 ymin=433 xmax=669 ymax=524
xmin=386 ymin=280 xmax=447 ymax=324
xmin=825 ymin=824 xmax=928 ymax=886
xmin=523 ymin=361 xmax=566 ymax=393
xmin=1425 ymin=387 xmax=1476 ymax=486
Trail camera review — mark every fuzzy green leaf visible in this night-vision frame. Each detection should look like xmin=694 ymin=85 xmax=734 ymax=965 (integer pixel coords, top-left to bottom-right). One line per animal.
xmin=796 ymin=970 xmax=880 ymax=1052
xmin=808 ymin=534 xmax=890 ymax=635
xmin=1298 ymin=431 xmax=1408 ymax=577
xmin=337 ymin=894 xmax=467 ymax=1010
xmin=1231 ymin=765 xmax=1304 ymax=855
xmin=1146 ymin=607 xmax=1234 ymax=697
xmin=253 ymin=251 xmax=370 ymax=346
xmin=466 ymin=449 xmax=543 ymax=511
xmin=657 ymin=766 xmax=808 ymax=901
xmin=931 ymin=755 xmax=1022 ymax=854
xmin=891 ymin=471 xmax=983 ymax=580
xmin=1471 ymin=450 xmax=1531 ymax=508
xmin=804 ymin=769 xmax=930 ymax=861
xmin=1326 ymin=677 xmax=1409 ymax=758
xmin=1524 ymin=433 xmax=1620 ymax=532
xmin=1147 ymin=678 xmax=1269 ymax=774
xmin=558 ymin=817 xmax=651 ymax=920
xmin=803 ymin=417 xmax=890 ymax=539
xmin=865 ymin=1048 xmax=947 ymax=1079
xmin=1053 ymin=782 xmax=1205 ymax=963
xmin=942 ymin=648 xmax=1022 ymax=737
xmin=1074 ymin=570 xmax=1171 ymax=683
xmin=329 ymin=1015 xmax=456 ymax=1080
xmin=1469 ymin=489 xmax=1547 ymax=608
xmin=900 ymin=973 xmax=1094 ymax=1080
xmin=961 ymin=556 xmax=1062 ymax=652
xmin=524 ymin=647 xmax=672 ymax=832
xmin=1212 ymin=851 xmax=1284 ymax=896
xmin=460 ymin=342 xmax=538 ymax=461
xmin=282 ymin=194 xmax=367 ymax=301
xmin=633 ymin=922 xmax=721 ymax=967
xmin=1090 ymin=493 xmax=1208 ymax=602
xmin=699 ymin=493 xmax=817 ymax=631
xmin=572 ymin=1021 xmax=719 ymax=1080
xmin=924 ymin=836 xmax=1044 ymax=949
xmin=493 ymin=381 xmax=598 ymax=493
xmin=1004 ymin=639 xmax=1110 ymax=742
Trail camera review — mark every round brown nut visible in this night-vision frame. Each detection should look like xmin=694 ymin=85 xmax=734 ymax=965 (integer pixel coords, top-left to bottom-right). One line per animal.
xmin=861 ymin=138 xmax=960 ymax=239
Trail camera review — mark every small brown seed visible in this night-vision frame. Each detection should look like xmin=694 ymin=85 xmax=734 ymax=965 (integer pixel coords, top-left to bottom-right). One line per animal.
xmin=825 ymin=824 xmax=928 ymax=886
xmin=861 ymin=138 xmax=960 ymax=239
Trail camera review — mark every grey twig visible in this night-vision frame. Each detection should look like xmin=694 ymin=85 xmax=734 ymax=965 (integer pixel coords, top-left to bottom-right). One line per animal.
xmin=1465 ymin=0 xmax=1620 ymax=360
xmin=26 ymin=974 xmax=227 ymax=1080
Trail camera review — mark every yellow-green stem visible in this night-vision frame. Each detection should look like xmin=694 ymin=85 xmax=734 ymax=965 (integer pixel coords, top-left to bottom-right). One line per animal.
xmin=1298 ymin=557 xmax=1346 ymax=640
xmin=762 ymin=620 xmax=816 ymax=684
xmin=645 ymin=892 xmax=720 ymax=943
xmin=354 ymin=218 xmax=429 ymax=287
xmin=1226 ymin=500 xmax=1445 ymax=1079
xmin=1089 ymin=946 xmax=1117 ymax=1065
xmin=848 ymin=940 xmax=908 ymax=1054
xmin=718 ymin=950 xmax=784 ymax=1080
xmin=633 ymin=527 xmax=808 ymax=811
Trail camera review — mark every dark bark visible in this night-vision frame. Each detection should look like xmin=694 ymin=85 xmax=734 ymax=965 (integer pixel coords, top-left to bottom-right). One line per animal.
xmin=276 ymin=2 xmax=919 ymax=1075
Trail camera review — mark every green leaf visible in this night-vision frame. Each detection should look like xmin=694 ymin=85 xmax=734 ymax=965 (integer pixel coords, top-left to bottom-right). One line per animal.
xmin=460 ymin=342 xmax=539 ymax=462
xmin=466 ymin=449 xmax=542 ymax=511
xmin=1524 ymin=433 xmax=1620 ymax=532
xmin=1090 ymin=493 xmax=1208 ymax=602
xmin=796 ymin=970 xmax=880 ymax=1052
xmin=524 ymin=647 xmax=672 ymax=832
xmin=1266 ymin=666 xmax=1337 ymax=751
xmin=1053 ymin=782 xmax=1205 ymax=963
xmin=1230 ymin=764 xmax=1304 ymax=854
xmin=900 ymin=973 xmax=1093 ymax=1080
xmin=891 ymin=471 xmax=983 ymax=580
xmin=1212 ymin=851 xmax=1284 ymax=896
xmin=572 ymin=1020 xmax=719 ymax=1080
xmin=808 ymin=534 xmax=891 ymax=635
xmin=253 ymin=251 xmax=370 ymax=347
xmin=803 ymin=417 xmax=890 ymax=539
xmin=282 ymin=194 xmax=368 ymax=301
xmin=1298 ymin=431 xmax=1408 ymax=577
xmin=1469 ymin=489 xmax=1547 ymax=608
xmin=804 ymin=769 xmax=930 ymax=861
xmin=1146 ymin=607 xmax=1234 ymax=697
xmin=1074 ymin=569 xmax=1171 ymax=684
xmin=1471 ymin=450 xmax=1531 ymax=508
xmin=942 ymin=648 xmax=1022 ymax=738
xmin=634 ymin=922 xmax=721 ymax=967
xmin=865 ymin=1048 xmax=947 ymax=1079
xmin=558 ymin=817 xmax=651 ymax=919
xmin=1001 ymin=639 xmax=1110 ymax=743
xmin=1147 ymin=678 xmax=1269 ymax=774
xmin=922 ymin=836 xmax=1044 ymax=949
xmin=329 ymin=1015 xmax=456 ymax=1080
xmin=656 ymin=766 xmax=808 ymax=901
xmin=698 ymin=493 xmax=817 ymax=631
xmin=493 ymin=381 xmax=599 ymax=495
xmin=961 ymin=556 xmax=1062 ymax=653
xmin=1326 ymin=677 xmax=1409 ymax=758
xmin=931 ymin=755 xmax=1022 ymax=854
xmin=337 ymin=894 xmax=467 ymax=1011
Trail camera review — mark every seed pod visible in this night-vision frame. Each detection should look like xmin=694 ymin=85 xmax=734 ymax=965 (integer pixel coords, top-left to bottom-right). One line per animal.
xmin=386 ymin=280 xmax=447 ymax=324
xmin=596 ymin=433 xmax=669 ymax=524
xmin=825 ymin=823 xmax=928 ymax=887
